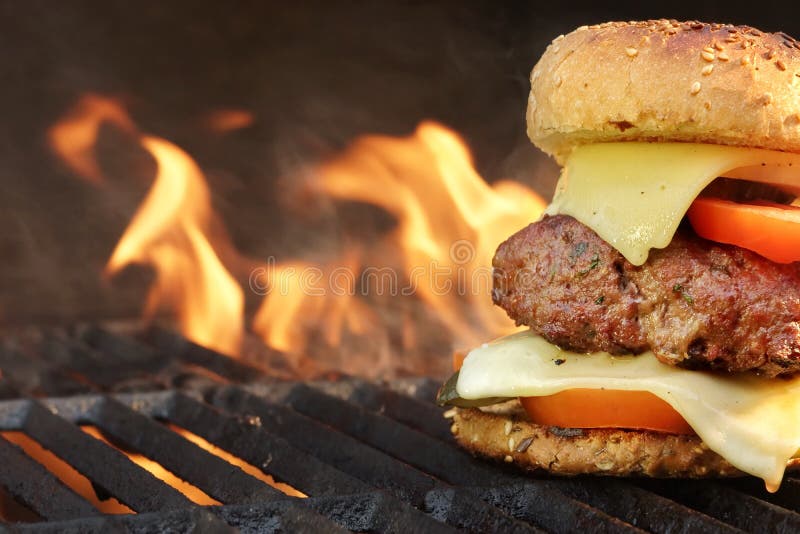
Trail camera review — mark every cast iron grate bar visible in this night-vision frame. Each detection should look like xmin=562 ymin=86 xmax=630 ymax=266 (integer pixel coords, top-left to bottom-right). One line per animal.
xmin=84 ymin=396 xmax=284 ymax=505
xmin=155 ymin=392 xmax=455 ymax=532
xmin=346 ymin=379 xmax=455 ymax=442
xmin=1 ymin=399 xmax=192 ymax=513
xmin=638 ymin=479 xmax=800 ymax=532
xmin=144 ymin=326 xmax=274 ymax=383
xmin=3 ymin=327 xmax=800 ymax=532
xmin=12 ymin=507 xmax=237 ymax=534
xmin=157 ymin=391 xmax=373 ymax=498
xmin=283 ymin=383 xmax=524 ymax=487
xmin=0 ymin=436 xmax=97 ymax=521
xmin=211 ymin=385 xmax=442 ymax=505
xmin=547 ymin=477 xmax=743 ymax=534
xmin=269 ymin=382 xmax=744 ymax=533
xmin=466 ymin=483 xmax=645 ymax=534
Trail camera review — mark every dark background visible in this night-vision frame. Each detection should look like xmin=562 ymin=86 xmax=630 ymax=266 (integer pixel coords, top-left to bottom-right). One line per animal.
xmin=0 ymin=1 xmax=798 ymax=325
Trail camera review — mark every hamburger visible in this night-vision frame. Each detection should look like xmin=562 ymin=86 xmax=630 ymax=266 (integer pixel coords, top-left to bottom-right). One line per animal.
xmin=437 ymin=20 xmax=800 ymax=491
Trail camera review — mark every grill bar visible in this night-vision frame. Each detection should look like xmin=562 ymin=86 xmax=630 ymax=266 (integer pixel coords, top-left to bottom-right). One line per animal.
xmin=347 ymin=380 xmax=455 ymax=442
xmin=639 ymin=479 xmax=800 ymax=532
xmin=0 ymin=436 xmax=97 ymax=521
xmin=85 ymin=396 xmax=283 ymax=505
xmin=13 ymin=507 xmax=237 ymax=534
xmin=159 ymin=391 xmax=372 ymax=497
xmin=425 ymin=487 xmax=546 ymax=533
xmin=546 ymin=478 xmax=742 ymax=534
xmin=211 ymin=385 xmax=441 ymax=505
xmin=2 ymin=326 xmax=800 ymax=532
xmin=11 ymin=400 xmax=192 ymax=512
xmin=283 ymin=383 xmax=521 ymax=486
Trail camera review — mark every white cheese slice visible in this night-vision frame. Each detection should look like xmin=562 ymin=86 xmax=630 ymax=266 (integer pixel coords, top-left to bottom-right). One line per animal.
xmin=457 ymin=330 xmax=800 ymax=490
xmin=545 ymin=143 xmax=800 ymax=265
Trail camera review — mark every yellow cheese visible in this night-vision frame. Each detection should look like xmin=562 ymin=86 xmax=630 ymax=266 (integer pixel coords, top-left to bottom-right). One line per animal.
xmin=457 ymin=330 xmax=800 ymax=490
xmin=546 ymin=143 xmax=800 ymax=265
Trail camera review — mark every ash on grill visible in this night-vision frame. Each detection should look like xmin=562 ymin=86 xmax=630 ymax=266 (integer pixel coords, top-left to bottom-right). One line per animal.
xmin=0 ymin=326 xmax=799 ymax=533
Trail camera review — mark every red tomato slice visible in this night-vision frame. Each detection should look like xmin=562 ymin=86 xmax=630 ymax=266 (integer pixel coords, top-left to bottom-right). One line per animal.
xmin=687 ymin=197 xmax=800 ymax=263
xmin=520 ymin=390 xmax=694 ymax=435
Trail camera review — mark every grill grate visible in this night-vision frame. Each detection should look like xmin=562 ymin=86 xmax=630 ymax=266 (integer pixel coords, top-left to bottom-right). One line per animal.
xmin=0 ymin=326 xmax=799 ymax=532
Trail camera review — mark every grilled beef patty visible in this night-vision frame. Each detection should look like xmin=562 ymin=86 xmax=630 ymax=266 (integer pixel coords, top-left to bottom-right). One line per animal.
xmin=492 ymin=215 xmax=800 ymax=376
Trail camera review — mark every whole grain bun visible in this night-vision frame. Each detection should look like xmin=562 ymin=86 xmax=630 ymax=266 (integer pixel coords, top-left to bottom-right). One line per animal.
xmin=450 ymin=401 xmax=745 ymax=478
xmin=528 ymin=20 xmax=800 ymax=164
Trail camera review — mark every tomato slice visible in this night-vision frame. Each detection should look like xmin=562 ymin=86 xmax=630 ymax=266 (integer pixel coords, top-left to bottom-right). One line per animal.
xmin=687 ymin=197 xmax=800 ymax=263
xmin=520 ymin=390 xmax=693 ymax=434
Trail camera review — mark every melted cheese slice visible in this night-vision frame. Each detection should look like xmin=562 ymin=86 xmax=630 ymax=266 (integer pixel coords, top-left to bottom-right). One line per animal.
xmin=457 ymin=330 xmax=800 ymax=489
xmin=546 ymin=143 xmax=800 ymax=265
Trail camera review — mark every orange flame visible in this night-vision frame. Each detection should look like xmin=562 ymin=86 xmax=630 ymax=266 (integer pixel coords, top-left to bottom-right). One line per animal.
xmin=52 ymin=92 xmax=545 ymax=377
xmin=105 ymin=136 xmax=243 ymax=355
xmin=203 ymin=109 xmax=255 ymax=133
xmin=252 ymin=122 xmax=545 ymax=373
xmin=48 ymin=94 xmax=134 ymax=184
xmin=50 ymin=96 xmax=243 ymax=356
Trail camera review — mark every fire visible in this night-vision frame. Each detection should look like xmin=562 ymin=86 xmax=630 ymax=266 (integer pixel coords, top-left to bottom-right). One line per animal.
xmin=52 ymin=93 xmax=545 ymax=376
xmin=252 ymin=122 xmax=545 ymax=374
xmin=105 ymin=136 xmax=243 ymax=355
xmin=47 ymin=94 xmax=134 ymax=184
xmin=50 ymin=96 xmax=243 ymax=356
xmin=203 ymin=109 xmax=255 ymax=133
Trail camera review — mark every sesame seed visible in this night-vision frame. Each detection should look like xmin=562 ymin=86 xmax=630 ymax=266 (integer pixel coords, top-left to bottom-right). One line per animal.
xmin=625 ymin=47 xmax=638 ymax=57
xmin=718 ymin=51 xmax=730 ymax=61
xmin=701 ymin=50 xmax=715 ymax=62
xmin=714 ymin=41 xmax=724 ymax=51
xmin=703 ymin=46 xmax=715 ymax=53
xmin=508 ymin=437 xmax=516 ymax=451
xmin=766 ymin=49 xmax=776 ymax=60
xmin=504 ymin=455 xmax=513 ymax=463
xmin=504 ymin=421 xmax=512 ymax=436
xmin=702 ymin=64 xmax=714 ymax=75
xmin=450 ymin=423 xmax=459 ymax=434
xmin=777 ymin=60 xmax=787 ymax=71
xmin=443 ymin=408 xmax=457 ymax=419
xmin=554 ymin=74 xmax=562 ymax=87
xmin=704 ymin=101 xmax=712 ymax=111
xmin=690 ymin=81 xmax=701 ymax=95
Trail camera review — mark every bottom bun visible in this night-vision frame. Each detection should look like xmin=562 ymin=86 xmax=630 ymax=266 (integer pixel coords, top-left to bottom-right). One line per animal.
xmin=450 ymin=400 xmax=743 ymax=478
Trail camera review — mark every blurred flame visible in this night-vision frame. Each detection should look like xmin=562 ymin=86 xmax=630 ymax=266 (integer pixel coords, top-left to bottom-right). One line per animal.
xmin=48 ymin=94 xmax=134 ymax=184
xmin=105 ymin=137 xmax=243 ymax=355
xmin=253 ymin=121 xmax=545 ymax=370
xmin=252 ymin=255 xmax=380 ymax=372
xmin=203 ymin=109 xmax=255 ymax=133
xmin=52 ymin=92 xmax=545 ymax=376
xmin=51 ymin=96 xmax=243 ymax=356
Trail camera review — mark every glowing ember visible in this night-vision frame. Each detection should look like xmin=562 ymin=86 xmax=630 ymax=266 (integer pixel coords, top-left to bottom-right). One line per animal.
xmin=105 ymin=136 xmax=244 ymax=355
xmin=47 ymin=94 xmax=134 ymax=184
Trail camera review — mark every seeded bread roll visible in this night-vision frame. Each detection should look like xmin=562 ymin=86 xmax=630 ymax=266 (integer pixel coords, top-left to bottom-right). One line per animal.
xmin=450 ymin=401 xmax=747 ymax=478
xmin=528 ymin=20 xmax=800 ymax=164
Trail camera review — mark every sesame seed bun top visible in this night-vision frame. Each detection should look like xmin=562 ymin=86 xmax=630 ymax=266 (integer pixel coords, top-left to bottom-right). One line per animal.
xmin=528 ymin=20 xmax=800 ymax=164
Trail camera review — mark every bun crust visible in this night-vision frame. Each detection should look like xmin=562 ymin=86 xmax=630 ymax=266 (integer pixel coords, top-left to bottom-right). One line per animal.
xmin=528 ymin=20 xmax=800 ymax=163
xmin=450 ymin=401 xmax=744 ymax=478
